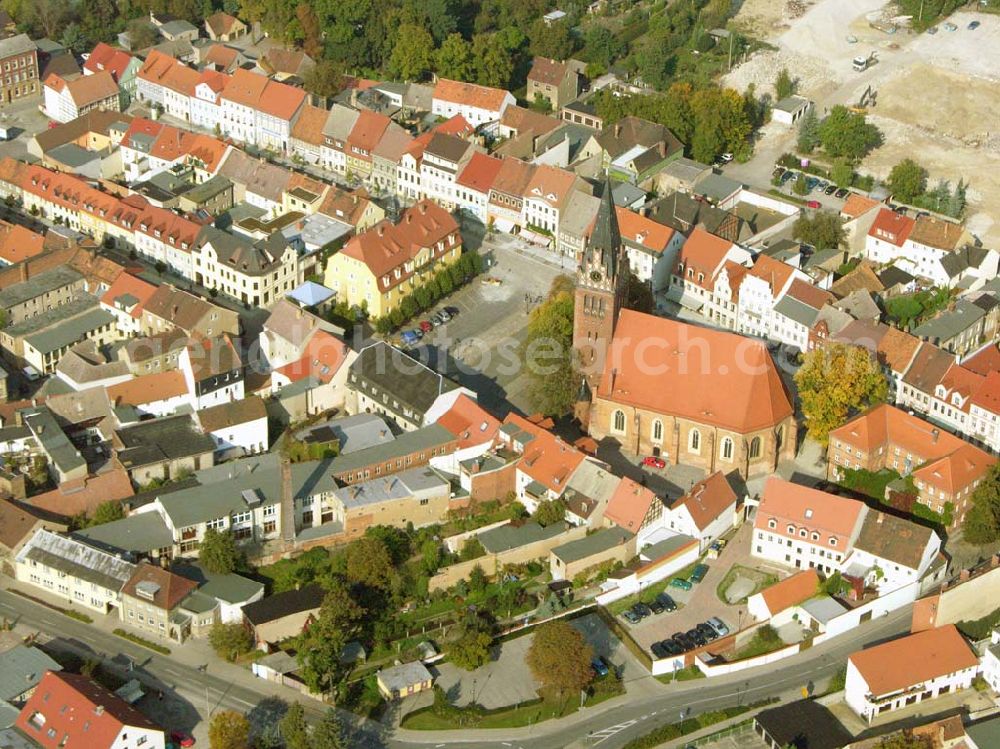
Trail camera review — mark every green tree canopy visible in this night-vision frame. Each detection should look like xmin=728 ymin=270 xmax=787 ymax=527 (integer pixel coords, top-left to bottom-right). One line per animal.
xmin=527 ymin=620 xmax=593 ymax=697
xmin=208 ymin=622 xmax=253 ymax=662
xmin=449 ymin=609 xmax=495 ymax=671
xmin=311 ymin=709 xmax=344 ymax=749
xmin=297 ymin=581 xmax=364 ymax=696
xmin=774 ymin=68 xmax=794 ymax=100
xmin=797 ymin=108 xmax=821 ymax=154
xmin=434 ymin=33 xmax=475 ymax=81
xmin=389 ymin=23 xmax=435 ymax=81
xmin=89 ymin=500 xmax=125 ymax=527
xmin=522 ymin=275 xmax=577 ymax=415
xmin=874 ymin=731 xmax=933 ymax=749
xmin=303 ymin=60 xmax=345 ymax=101
xmin=209 ymin=710 xmax=250 ymax=749
xmin=792 ymin=211 xmax=846 ymax=249
xmin=529 ymin=18 xmax=576 ymax=60
xmin=532 ymin=499 xmax=566 ymax=527
xmin=964 ymin=464 xmax=1000 ymax=544
xmin=887 ymin=159 xmax=928 ymax=204
xmin=345 ymin=536 xmax=394 ymax=590
xmin=199 ymin=529 xmax=242 ymax=575
xmin=278 ymin=702 xmax=310 ymax=749
xmin=794 ymin=343 xmax=888 ymax=445
xmin=818 ymin=106 xmax=883 ymax=161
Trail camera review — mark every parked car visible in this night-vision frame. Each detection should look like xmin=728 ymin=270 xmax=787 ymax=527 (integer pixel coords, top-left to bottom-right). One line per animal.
xmin=720 ymin=153 xmax=734 ymax=163
xmin=655 ymin=592 xmax=677 ymax=612
xmin=834 ymin=188 xmax=849 ymax=198
xmin=686 ymin=628 xmax=708 ymax=647
xmin=663 ymin=638 xmax=684 ymax=656
xmin=419 ymin=320 xmax=433 ymax=333
xmin=400 ymin=330 xmax=421 ymax=346
xmin=707 ymin=617 xmax=730 ymax=637
xmin=697 ymin=622 xmax=718 ymax=641
xmin=772 ymin=166 xmax=786 ymax=178
xmin=824 ymin=184 xmax=838 ymax=195
xmin=650 ymin=641 xmax=670 ymax=659
xmin=633 ymin=602 xmax=653 ymax=619
xmin=943 ymin=21 xmax=957 ymax=31
xmin=649 ymin=598 xmax=665 ymax=615
xmin=806 ymin=200 xmax=822 ymax=209
xmin=968 ymin=20 xmax=980 ymax=30
xmin=805 ymin=176 xmax=819 ymax=190
xmin=591 ymin=657 xmax=610 ymax=677
xmin=816 ymin=181 xmax=829 ymax=191
xmin=926 ymin=25 xmax=938 ymax=34
xmin=437 ymin=309 xmax=452 ymax=322
xmin=622 ymin=609 xmax=642 ymax=624
xmin=444 ymin=305 xmax=460 ymax=316
xmin=707 ymin=540 xmax=726 ymax=559
xmin=171 ymin=732 xmax=195 ymax=748
xmin=430 ymin=312 xmax=446 ymax=325
xmin=669 ymin=578 xmax=693 ymax=591
xmin=689 ymin=564 xmax=709 ymax=584
xmin=642 ymin=455 xmax=666 ymax=469
xmin=672 ymin=632 xmax=693 ymax=651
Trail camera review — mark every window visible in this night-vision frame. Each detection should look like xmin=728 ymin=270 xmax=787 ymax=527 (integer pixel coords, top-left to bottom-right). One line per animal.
xmin=689 ymin=428 xmax=701 ymax=452
xmin=767 ymin=518 xmax=776 ymax=529
xmin=721 ymin=437 xmax=734 ymax=460
xmin=749 ymin=436 xmax=761 ymax=460
xmin=652 ymin=419 xmax=663 ymax=443
xmin=612 ymin=410 xmax=626 ymax=433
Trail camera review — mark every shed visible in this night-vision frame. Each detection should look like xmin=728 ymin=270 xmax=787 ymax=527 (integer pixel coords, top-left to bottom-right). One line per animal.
xmin=376 ymin=661 xmax=434 ymax=699
xmin=772 ymin=96 xmax=813 ymax=126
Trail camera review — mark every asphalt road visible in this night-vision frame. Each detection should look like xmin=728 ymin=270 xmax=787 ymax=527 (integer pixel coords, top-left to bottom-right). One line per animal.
xmin=0 ymin=588 xmax=914 ymax=749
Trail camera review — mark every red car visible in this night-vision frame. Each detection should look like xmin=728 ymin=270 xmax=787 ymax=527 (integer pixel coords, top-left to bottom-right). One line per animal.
xmin=171 ymin=731 xmax=195 ymax=747
xmin=419 ymin=320 xmax=433 ymax=333
xmin=806 ymin=200 xmax=821 ymax=209
xmin=642 ymin=456 xmax=666 ymax=469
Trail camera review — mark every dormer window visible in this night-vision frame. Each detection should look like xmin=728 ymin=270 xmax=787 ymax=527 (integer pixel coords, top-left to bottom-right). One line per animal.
xmin=829 ymin=537 xmax=838 ymax=547
xmin=787 ymin=524 xmax=795 ymax=534
xmin=936 ymin=385 xmax=947 ymax=398
xmin=767 ymin=518 xmax=776 ymax=529
xmin=811 ymin=531 xmax=819 ymax=541
xmin=799 ymin=529 xmax=807 ymax=538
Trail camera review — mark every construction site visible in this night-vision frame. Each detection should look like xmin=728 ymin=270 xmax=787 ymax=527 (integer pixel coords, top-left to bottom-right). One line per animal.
xmin=725 ymin=0 xmax=1000 ymax=245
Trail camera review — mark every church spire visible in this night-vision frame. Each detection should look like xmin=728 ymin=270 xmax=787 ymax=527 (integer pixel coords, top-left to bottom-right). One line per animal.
xmin=587 ymin=175 xmax=621 ymax=279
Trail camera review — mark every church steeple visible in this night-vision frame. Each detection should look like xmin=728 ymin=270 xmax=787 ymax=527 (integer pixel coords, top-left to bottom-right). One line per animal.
xmin=573 ymin=174 xmax=629 ymax=393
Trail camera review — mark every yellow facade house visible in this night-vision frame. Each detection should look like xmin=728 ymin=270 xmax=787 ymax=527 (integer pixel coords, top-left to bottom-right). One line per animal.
xmin=324 ymin=199 xmax=462 ymax=317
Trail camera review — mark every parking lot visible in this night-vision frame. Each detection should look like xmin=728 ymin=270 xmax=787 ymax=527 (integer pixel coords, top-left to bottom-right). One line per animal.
xmin=430 ymin=612 xmax=648 ymax=710
xmin=616 ymin=524 xmax=790 ymax=659
xmin=404 ymin=238 xmax=565 ymax=415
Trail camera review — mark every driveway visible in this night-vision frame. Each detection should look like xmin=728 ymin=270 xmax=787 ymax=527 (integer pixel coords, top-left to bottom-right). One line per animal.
xmin=622 ymin=523 xmax=789 ymax=653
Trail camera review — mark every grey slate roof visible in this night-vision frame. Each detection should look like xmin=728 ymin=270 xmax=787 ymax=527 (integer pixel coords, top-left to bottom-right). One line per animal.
xmin=479 ymin=520 xmax=568 ymax=554
xmin=0 ymin=34 xmax=36 ymax=58
xmin=0 ymin=645 xmax=62 ymax=702
xmin=242 ymin=584 xmax=324 ymax=625
xmin=296 ymin=413 xmax=394 ymax=454
xmin=172 ymin=561 xmax=264 ymax=604
xmin=5 ymin=294 xmax=99 ymax=338
xmin=773 ymin=295 xmax=821 ymax=328
xmin=73 ymin=511 xmax=174 ymax=554
xmin=22 ymin=408 xmax=85 ymax=479
xmin=24 ymin=308 xmax=115 ymax=355
xmin=16 ymin=529 xmax=135 ymax=591
xmin=349 ymin=342 xmax=461 ymax=419
xmin=0 ymin=267 xmax=83 ymax=309
xmin=335 ymin=466 xmax=449 ymax=509
xmin=913 ymin=300 xmax=985 ymax=341
xmin=551 ymin=526 xmax=632 ymax=564
xmin=322 ymin=424 xmax=455 ymax=476
xmin=194 ymin=225 xmax=288 ymax=276
xmin=378 ymin=661 xmax=432 ymax=692
xmin=115 ymin=414 xmax=216 ymax=469
xmin=587 ymin=175 xmax=622 ymax=278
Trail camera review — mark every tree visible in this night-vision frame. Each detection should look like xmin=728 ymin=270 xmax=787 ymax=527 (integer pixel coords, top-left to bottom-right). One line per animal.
xmin=792 ymin=211 xmax=846 ymax=249
xmin=388 ymin=23 xmax=434 ymax=81
xmin=948 ymin=178 xmax=967 ymax=218
xmin=126 ymin=19 xmax=160 ymax=50
xmin=522 ymin=275 xmax=577 ymax=415
xmin=794 ymin=343 xmax=888 ymax=445
xmin=875 ymin=732 xmax=933 ymax=749
xmin=89 ymin=500 xmax=125 ymax=527
xmin=583 ymin=26 xmax=624 ymax=69
xmin=311 ymin=709 xmax=344 ymax=749
xmin=887 ymin=159 xmax=928 ymax=204
xmin=774 ymin=68 xmax=794 ymax=100
xmin=208 ymin=622 xmax=253 ymax=662
xmin=964 ymin=464 xmax=1000 ymax=544
xmin=527 ymin=620 xmax=593 ymax=698
xmin=449 ymin=609 xmax=494 ymax=671
xmin=625 ymin=272 xmax=653 ymax=314
xmin=830 ymin=159 xmax=854 ymax=189
xmin=59 ymin=23 xmax=89 ymax=56
xmin=278 ymin=703 xmax=310 ymax=749
xmin=434 ymin=33 xmax=474 ymax=81
xmin=344 ymin=536 xmax=394 ymax=590
xmin=818 ymin=106 xmax=883 ymax=161
xmin=303 ymin=60 xmax=344 ymax=101
xmin=472 ymin=32 xmax=515 ymax=89
xmin=529 ymin=18 xmax=575 ymax=60
xmin=209 ymin=710 xmax=250 ymax=749
xmin=796 ymin=108 xmax=821 ymax=154
xmin=297 ymin=582 xmax=364 ymax=696
xmin=468 ymin=564 xmax=487 ymax=593
xmin=296 ymin=4 xmax=324 ymax=60
xmin=532 ymin=499 xmax=566 ymax=527
xmin=199 ymin=528 xmax=242 ymax=574
xmin=793 ymin=173 xmax=809 ymax=196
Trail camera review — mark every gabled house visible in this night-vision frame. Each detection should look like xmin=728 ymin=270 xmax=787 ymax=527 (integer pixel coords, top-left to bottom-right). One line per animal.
xmin=526 ymin=57 xmax=585 ymax=110
xmin=431 ymin=78 xmax=515 ymax=127
xmin=43 ymin=72 xmax=120 ymax=124
xmin=204 ymin=12 xmax=247 ymax=42
xmin=580 ymin=116 xmax=683 ymax=184
xmin=666 ymin=226 xmax=752 ymax=326
xmin=664 ymin=471 xmax=738 ymax=551
xmin=82 ymin=43 xmax=141 ymax=108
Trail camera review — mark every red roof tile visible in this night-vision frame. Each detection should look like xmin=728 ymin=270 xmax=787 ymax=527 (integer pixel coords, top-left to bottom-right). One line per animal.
xmin=759 ymin=569 xmax=820 ymax=616
xmin=605 ymin=476 xmax=657 ymax=533
xmin=868 ymin=208 xmax=915 ymax=247
xmin=840 ymin=193 xmax=880 ymax=219
xmin=503 ymin=413 xmax=585 ymax=495
xmin=849 ymin=625 xmax=978 ymax=696
xmin=433 ymin=78 xmax=511 ymax=112
xmin=675 ymin=471 xmax=737 ymax=531
xmin=676 ymin=227 xmax=736 ymax=289
xmin=456 ymin=152 xmax=504 ymax=193
xmin=82 ymin=43 xmax=135 ymax=82
xmin=26 ymin=469 xmax=135 ymax=518
xmin=274 ymin=330 xmax=348 ymax=384
xmin=754 ymin=477 xmax=865 ymax=548
xmin=100 ymin=272 xmax=158 ymax=318
xmin=435 ymin=394 xmax=500 ymax=449
xmin=0 ymin=220 xmax=45 ymax=264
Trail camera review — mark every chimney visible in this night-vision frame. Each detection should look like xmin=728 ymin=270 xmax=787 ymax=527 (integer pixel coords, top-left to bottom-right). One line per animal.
xmin=353 ymin=195 xmax=358 ymax=205
xmin=960 ymin=568 xmax=972 ymax=581
xmin=377 ymin=225 xmax=385 ymax=237
xmin=931 ymin=428 xmax=939 ymax=444
xmin=610 ymin=367 xmax=617 ymax=392
xmin=992 ymin=554 xmax=1000 ymax=568
xmin=614 ymin=124 xmax=621 ymax=138
xmin=420 ymin=202 xmax=427 ymax=215
xmin=406 ymin=214 xmax=412 ymax=224
xmin=640 ymin=206 xmax=649 ymax=217
xmin=19 ymin=262 xmax=28 ymax=283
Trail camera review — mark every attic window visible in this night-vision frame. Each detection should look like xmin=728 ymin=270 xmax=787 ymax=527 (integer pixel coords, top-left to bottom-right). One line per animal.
xmin=804 ymin=509 xmax=813 ymax=519
xmin=786 ymin=524 xmax=795 ymax=534
xmin=829 ymin=537 xmax=838 ymax=547
xmin=811 ymin=531 xmax=819 ymax=541
xmin=767 ymin=518 xmax=776 ymax=529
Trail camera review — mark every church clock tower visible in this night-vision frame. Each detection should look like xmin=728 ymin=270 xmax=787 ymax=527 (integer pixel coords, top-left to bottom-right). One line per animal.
xmin=573 ymin=176 xmax=628 ymax=393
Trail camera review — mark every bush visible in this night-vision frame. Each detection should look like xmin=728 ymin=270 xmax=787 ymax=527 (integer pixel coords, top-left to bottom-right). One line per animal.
xmin=112 ymin=629 xmax=171 ymax=655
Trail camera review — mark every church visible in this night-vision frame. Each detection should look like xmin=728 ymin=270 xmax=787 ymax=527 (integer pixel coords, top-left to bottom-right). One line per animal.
xmin=573 ymin=180 xmax=796 ymax=479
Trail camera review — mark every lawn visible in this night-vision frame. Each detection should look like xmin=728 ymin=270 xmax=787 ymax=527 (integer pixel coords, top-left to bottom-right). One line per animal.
xmin=884 ymin=288 xmax=953 ymax=328
xmin=606 ymin=560 xmax=701 ymax=615
xmin=732 ymin=625 xmax=787 ymax=660
xmin=837 ymin=467 xmax=901 ymax=501
xmin=655 ymin=665 xmax=706 ymax=684
xmin=401 ymin=678 xmax=623 ymax=730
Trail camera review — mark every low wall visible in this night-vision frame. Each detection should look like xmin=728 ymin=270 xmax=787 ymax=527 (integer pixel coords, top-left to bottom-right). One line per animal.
xmin=442 ymin=520 xmax=511 ymax=554
xmin=595 ymin=541 xmax=699 ymax=606
xmin=692 ymin=641 xmax=804 ymax=677
xmin=428 ymin=524 xmax=590 ymax=591
xmin=815 ymin=580 xmax=919 ymax=638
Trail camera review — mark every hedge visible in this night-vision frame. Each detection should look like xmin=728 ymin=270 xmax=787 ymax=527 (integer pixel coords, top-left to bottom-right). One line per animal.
xmin=113 ymin=628 xmax=171 ymax=655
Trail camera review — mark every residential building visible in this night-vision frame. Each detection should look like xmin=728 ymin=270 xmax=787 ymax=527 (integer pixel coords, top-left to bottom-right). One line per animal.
xmin=377 ymin=662 xmax=434 ymax=700
xmin=579 ymin=116 xmax=683 ymax=184
xmin=119 ymin=562 xmax=199 ymax=641
xmin=0 ymin=644 xmax=62 ymax=708
xmin=0 ymin=35 xmax=39 ymax=106
xmin=845 ymin=625 xmax=978 ymax=722
xmin=204 ymin=12 xmax=247 ymax=41
xmin=347 ymin=341 xmax=465 ymax=432
xmin=664 ymin=471 xmax=738 ymax=552
xmin=736 ymin=254 xmax=807 ymax=339
xmin=16 ymin=672 xmax=165 ymax=749
xmin=140 ymin=283 xmax=239 ymax=338
xmin=0 ymin=499 xmax=67 ymax=570
xmin=431 ymin=78 xmax=515 ymax=127
xmin=82 ymin=43 xmax=141 ymax=108
xmin=242 ymin=584 xmax=324 ymax=648
xmin=526 ymin=57 xmax=584 ymax=110
xmin=865 ymin=210 xmax=974 ymax=287
xmin=178 ymin=334 xmax=244 ymax=410
xmin=15 ymin=529 xmax=135 ymax=614
xmin=190 ymin=226 xmax=301 ymax=308
xmin=113 ymin=414 xmax=216 ymax=485
xmin=913 ymin=299 xmax=988 ymax=356
xmin=289 ymin=104 xmax=328 ymax=165
xmin=747 ymin=569 xmax=821 ymax=624
xmin=43 ymin=72 xmax=120 ymax=123
xmin=586 ymin=310 xmax=796 ymax=478
xmin=666 ymin=227 xmax=752 ymax=328
xmin=614 ymin=205 xmax=683 ymax=285
xmin=220 ymin=69 xmax=305 ymax=151
xmin=419 ymin=133 xmax=476 ymax=210
xmin=771 ymin=280 xmax=836 ymax=352
xmin=194 ymin=395 xmax=269 ymax=456
xmin=497 ymin=413 xmax=587 ymax=513
xmin=324 ymin=200 xmax=461 ymax=317
xmin=828 ymin=403 xmax=995 ymax=524
xmin=190 ymin=69 xmax=228 ymax=130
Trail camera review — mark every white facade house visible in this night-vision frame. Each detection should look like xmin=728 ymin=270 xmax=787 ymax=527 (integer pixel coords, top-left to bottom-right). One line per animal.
xmin=736 ymin=255 xmax=807 ymax=340
xmin=845 ymin=625 xmax=978 ymax=723
xmin=190 ymin=76 xmax=225 ymax=129
xmin=431 ymin=79 xmax=515 ymax=127
xmin=980 ymin=629 xmax=1000 ymax=693
xmin=15 ymin=529 xmax=135 ymax=614
xmin=662 ymin=472 xmax=737 ymax=552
